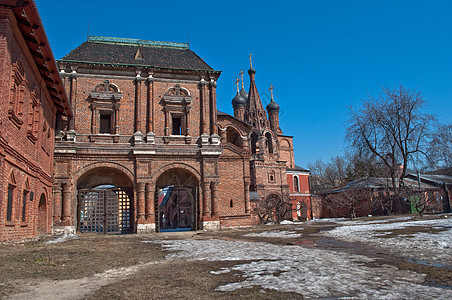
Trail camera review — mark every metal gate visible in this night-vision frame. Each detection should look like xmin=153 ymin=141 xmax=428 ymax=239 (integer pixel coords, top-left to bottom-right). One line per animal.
xmin=78 ymin=186 xmax=132 ymax=234
xmin=155 ymin=186 xmax=198 ymax=232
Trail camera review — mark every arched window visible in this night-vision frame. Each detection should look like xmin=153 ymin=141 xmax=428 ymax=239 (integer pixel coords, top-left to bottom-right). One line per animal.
xmin=9 ymin=61 xmax=26 ymax=128
xmin=265 ymin=132 xmax=273 ymax=153
xmin=226 ymin=127 xmax=240 ymax=147
xmin=250 ymin=133 xmax=258 ymax=154
xmin=293 ymin=176 xmax=299 ymax=192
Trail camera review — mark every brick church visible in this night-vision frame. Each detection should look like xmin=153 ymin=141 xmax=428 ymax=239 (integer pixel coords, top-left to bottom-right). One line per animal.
xmin=0 ymin=1 xmax=311 ymax=240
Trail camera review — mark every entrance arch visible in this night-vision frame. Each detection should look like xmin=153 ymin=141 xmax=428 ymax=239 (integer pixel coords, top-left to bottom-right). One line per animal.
xmin=156 ymin=168 xmax=199 ymax=232
xmin=37 ymin=193 xmax=47 ymax=234
xmin=77 ymin=167 xmax=133 ymax=234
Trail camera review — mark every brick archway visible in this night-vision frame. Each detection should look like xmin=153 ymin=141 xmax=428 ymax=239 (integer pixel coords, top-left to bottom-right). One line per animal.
xmin=155 ymin=168 xmax=199 ymax=232
xmin=76 ymin=167 xmax=134 ymax=234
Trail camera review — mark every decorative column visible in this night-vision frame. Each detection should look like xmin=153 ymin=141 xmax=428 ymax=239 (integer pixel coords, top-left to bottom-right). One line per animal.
xmin=53 ymin=183 xmax=62 ymax=222
xmin=91 ymin=106 xmax=97 ymax=134
xmin=209 ymin=79 xmax=217 ymax=135
xmin=185 ymin=107 xmax=190 ymax=136
xmin=137 ymin=182 xmax=145 ymax=223
xmin=164 ymin=109 xmax=170 ymax=136
xmin=211 ymin=181 xmax=218 ymax=218
xmin=67 ymin=70 xmax=77 ymax=131
xmin=244 ymin=180 xmax=250 ymax=213
xmin=202 ymin=180 xmax=211 ymax=217
xmin=62 ymin=182 xmax=72 ymax=222
xmin=114 ymin=103 xmax=120 ymax=134
xmin=146 ymin=74 xmax=154 ymax=134
xmin=200 ymin=78 xmax=207 ymax=134
xmin=134 ymin=74 xmax=142 ymax=133
xmin=145 ymin=182 xmax=154 ymax=222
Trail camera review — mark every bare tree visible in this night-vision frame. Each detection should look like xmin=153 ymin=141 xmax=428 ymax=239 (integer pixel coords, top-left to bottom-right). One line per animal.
xmin=427 ymin=123 xmax=452 ymax=169
xmin=253 ymin=194 xmax=292 ymax=224
xmin=346 ymin=86 xmax=435 ymax=192
xmin=308 ymin=156 xmax=349 ymax=194
xmin=324 ymin=189 xmax=373 ymax=220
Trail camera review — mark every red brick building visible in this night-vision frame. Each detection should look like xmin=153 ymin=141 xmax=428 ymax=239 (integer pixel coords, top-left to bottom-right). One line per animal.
xmin=0 ymin=0 xmax=71 ymax=241
xmin=52 ymin=36 xmax=310 ymax=233
xmin=287 ymin=166 xmax=312 ymax=221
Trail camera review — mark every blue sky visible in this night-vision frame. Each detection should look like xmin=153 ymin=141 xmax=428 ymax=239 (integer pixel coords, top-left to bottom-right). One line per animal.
xmin=35 ymin=0 xmax=452 ymax=168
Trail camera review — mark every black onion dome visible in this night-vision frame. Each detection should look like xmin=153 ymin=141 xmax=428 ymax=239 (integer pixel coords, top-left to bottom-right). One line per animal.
xmin=240 ymin=87 xmax=248 ymax=100
xmin=266 ymin=98 xmax=280 ymax=112
xmin=232 ymin=92 xmax=246 ymax=107
xmin=248 ymin=67 xmax=256 ymax=75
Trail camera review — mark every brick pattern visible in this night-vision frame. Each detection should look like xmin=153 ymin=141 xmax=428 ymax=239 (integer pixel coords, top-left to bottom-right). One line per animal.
xmin=0 ymin=9 xmax=56 ymax=241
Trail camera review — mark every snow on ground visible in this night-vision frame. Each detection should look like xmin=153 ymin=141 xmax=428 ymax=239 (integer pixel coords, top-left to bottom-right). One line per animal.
xmin=244 ymin=231 xmax=301 ymax=238
xmin=151 ymin=239 xmax=451 ymax=299
xmin=44 ymin=234 xmax=79 ymax=244
xmin=320 ymin=217 xmax=452 ymax=264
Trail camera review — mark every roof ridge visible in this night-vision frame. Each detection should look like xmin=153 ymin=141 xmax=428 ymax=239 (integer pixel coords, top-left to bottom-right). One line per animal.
xmin=87 ymin=36 xmax=189 ymax=49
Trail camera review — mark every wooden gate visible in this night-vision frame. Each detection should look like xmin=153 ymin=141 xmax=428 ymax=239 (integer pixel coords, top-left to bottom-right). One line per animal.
xmin=78 ymin=186 xmax=132 ymax=234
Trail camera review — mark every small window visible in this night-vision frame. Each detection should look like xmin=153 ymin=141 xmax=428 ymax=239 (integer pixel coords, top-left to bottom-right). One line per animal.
xmin=230 ymin=199 xmax=233 ymax=208
xmin=251 ymin=133 xmax=258 ymax=154
xmin=22 ymin=191 xmax=28 ymax=222
xmin=99 ymin=113 xmax=112 ymax=134
xmin=293 ymin=176 xmax=299 ymax=192
xmin=7 ymin=186 xmax=14 ymax=222
xmin=172 ymin=116 xmax=182 ymax=135
xmin=265 ymin=132 xmax=273 ymax=153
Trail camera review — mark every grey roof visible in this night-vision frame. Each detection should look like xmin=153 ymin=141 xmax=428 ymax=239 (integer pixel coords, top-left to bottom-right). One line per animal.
xmin=406 ymin=173 xmax=452 ymax=186
xmin=329 ymin=177 xmax=439 ymax=194
xmin=60 ymin=36 xmax=216 ymax=71
xmin=249 ymin=191 xmax=260 ymax=200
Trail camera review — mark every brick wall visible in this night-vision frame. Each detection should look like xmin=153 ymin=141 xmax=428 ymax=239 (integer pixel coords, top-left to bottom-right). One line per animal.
xmin=0 ymin=9 xmax=56 ymax=241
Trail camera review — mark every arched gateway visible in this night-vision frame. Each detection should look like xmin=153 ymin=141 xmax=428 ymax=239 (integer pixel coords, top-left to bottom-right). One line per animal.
xmin=155 ymin=168 xmax=199 ymax=232
xmin=77 ymin=167 xmax=133 ymax=234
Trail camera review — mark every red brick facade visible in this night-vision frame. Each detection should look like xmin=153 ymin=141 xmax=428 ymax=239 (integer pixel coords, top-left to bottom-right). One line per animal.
xmin=1 ymin=3 xmax=311 ymax=239
xmin=287 ymin=169 xmax=312 ymax=221
xmin=0 ymin=1 xmax=70 ymax=241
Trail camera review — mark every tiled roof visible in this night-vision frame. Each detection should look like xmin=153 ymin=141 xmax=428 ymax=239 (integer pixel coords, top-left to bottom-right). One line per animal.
xmin=60 ymin=36 xmax=215 ymax=71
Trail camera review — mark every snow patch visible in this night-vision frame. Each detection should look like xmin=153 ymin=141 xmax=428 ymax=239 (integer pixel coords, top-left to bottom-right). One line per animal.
xmin=149 ymin=239 xmax=451 ymax=299
xmin=244 ymin=231 xmax=301 ymax=238
xmin=44 ymin=234 xmax=79 ymax=244
xmin=322 ymin=218 xmax=452 ymax=264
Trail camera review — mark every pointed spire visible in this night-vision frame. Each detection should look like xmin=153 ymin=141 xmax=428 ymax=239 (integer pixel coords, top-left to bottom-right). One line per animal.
xmin=245 ymin=57 xmax=268 ymax=131
xmin=248 ymin=53 xmax=256 ymax=75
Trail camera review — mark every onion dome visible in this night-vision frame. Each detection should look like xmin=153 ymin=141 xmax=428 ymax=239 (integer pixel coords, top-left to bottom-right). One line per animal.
xmin=266 ymin=98 xmax=280 ymax=112
xmin=232 ymin=92 xmax=246 ymax=107
xmin=248 ymin=67 xmax=256 ymax=75
xmin=240 ymin=87 xmax=248 ymax=101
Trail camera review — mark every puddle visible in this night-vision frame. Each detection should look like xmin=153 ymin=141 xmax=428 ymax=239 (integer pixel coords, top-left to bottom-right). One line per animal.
xmin=406 ymin=257 xmax=452 ymax=269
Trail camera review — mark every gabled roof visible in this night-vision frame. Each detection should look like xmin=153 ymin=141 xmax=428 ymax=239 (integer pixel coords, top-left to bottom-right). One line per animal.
xmin=217 ymin=110 xmax=252 ymax=128
xmin=60 ymin=36 xmax=218 ymax=72
xmin=287 ymin=165 xmax=310 ymax=172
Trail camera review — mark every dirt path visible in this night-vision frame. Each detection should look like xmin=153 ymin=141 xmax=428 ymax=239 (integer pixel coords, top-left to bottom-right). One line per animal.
xmin=1 ymin=217 xmax=451 ymax=299
xmin=7 ymin=261 xmax=163 ymax=300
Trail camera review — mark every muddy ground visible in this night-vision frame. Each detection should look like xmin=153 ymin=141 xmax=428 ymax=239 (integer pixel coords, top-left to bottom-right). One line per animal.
xmin=0 ymin=215 xmax=451 ymax=299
